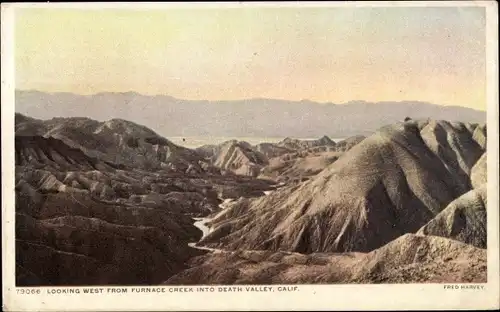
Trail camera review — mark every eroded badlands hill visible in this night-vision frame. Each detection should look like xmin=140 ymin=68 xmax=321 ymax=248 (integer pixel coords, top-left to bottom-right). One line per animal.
xmin=258 ymin=135 xmax=366 ymax=183
xmin=14 ymin=113 xmax=488 ymax=286
xmin=197 ymin=140 xmax=269 ymax=177
xmin=199 ymin=120 xmax=487 ymax=254
xmin=14 ymin=118 xmax=276 ymax=286
xmin=15 ymin=136 xmax=205 ymax=285
xmin=15 ymin=113 xmax=207 ymax=172
xmin=198 ymin=135 xmax=365 ymax=181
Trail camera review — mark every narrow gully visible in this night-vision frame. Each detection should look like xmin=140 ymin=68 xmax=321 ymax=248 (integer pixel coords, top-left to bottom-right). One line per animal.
xmin=188 ymin=191 xmax=275 ymax=253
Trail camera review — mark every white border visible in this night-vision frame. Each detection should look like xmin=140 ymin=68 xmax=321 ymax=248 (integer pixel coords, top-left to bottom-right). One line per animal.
xmin=2 ymin=2 xmax=499 ymax=311
xmin=5 ymin=1 xmax=498 ymax=9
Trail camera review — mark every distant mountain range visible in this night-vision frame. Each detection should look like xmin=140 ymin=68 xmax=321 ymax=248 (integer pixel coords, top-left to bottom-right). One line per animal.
xmin=15 ymin=90 xmax=486 ymax=138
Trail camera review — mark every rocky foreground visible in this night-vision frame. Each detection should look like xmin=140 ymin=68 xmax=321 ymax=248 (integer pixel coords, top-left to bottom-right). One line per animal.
xmin=14 ymin=114 xmax=488 ymax=285
xmin=166 ymin=234 xmax=486 ymax=284
xmin=15 ymin=115 xmax=275 ymax=286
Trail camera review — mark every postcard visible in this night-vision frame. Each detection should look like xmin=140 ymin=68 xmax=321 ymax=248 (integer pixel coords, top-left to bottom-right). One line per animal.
xmin=2 ymin=1 xmax=499 ymax=311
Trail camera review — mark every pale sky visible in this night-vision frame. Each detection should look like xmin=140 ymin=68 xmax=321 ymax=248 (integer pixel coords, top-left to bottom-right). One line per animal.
xmin=15 ymin=6 xmax=486 ymax=110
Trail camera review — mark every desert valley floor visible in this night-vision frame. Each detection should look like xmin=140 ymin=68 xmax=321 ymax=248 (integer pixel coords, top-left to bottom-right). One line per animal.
xmin=14 ymin=113 xmax=488 ymax=285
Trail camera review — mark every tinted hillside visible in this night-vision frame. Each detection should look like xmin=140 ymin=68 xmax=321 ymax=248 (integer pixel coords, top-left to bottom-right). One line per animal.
xmin=15 ymin=113 xmax=208 ymax=172
xmin=199 ymin=120 xmax=487 ymax=253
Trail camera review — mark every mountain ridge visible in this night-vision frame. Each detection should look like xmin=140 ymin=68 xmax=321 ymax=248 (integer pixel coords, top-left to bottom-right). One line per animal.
xmin=15 ymin=90 xmax=486 ymax=138
xmin=15 ymin=89 xmax=486 ymax=110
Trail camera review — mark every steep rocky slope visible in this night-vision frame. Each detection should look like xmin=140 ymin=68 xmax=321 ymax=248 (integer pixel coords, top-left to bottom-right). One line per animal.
xmin=258 ymin=135 xmax=365 ymax=183
xmin=471 ymin=153 xmax=487 ymax=188
xmin=472 ymin=123 xmax=487 ymax=150
xmin=197 ymin=140 xmax=268 ymax=177
xmin=15 ymin=135 xmax=207 ymax=285
xmin=258 ymin=151 xmax=342 ymax=183
xmin=165 ymin=234 xmax=486 ymax=284
xmin=213 ymin=141 xmax=268 ymax=177
xmin=198 ymin=135 xmax=350 ymax=179
xmin=14 ymin=125 xmax=275 ymax=286
xmin=15 ymin=135 xmax=121 ymax=171
xmin=254 ymin=143 xmax=294 ymax=159
xmin=417 ymin=185 xmax=487 ymax=248
xmin=199 ymin=120 xmax=487 ymax=254
xmin=417 ymin=147 xmax=488 ymax=249
xmin=15 ymin=113 xmax=208 ymax=172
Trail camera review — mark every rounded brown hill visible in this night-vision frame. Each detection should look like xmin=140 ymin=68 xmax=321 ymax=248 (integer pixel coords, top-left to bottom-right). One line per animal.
xmin=15 ymin=114 xmax=208 ymax=173
xmin=200 ymin=120 xmax=487 ymax=253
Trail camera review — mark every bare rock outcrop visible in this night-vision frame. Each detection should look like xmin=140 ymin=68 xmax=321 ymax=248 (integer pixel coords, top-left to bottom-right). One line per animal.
xmin=472 ymin=123 xmax=487 ymax=150
xmin=471 ymin=153 xmax=487 ymax=189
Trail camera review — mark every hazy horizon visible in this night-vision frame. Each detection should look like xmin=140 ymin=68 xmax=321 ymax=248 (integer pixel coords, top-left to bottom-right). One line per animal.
xmin=15 ymin=89 xmax=486 ymax=140
xmin=13 ymin=89 xmax=487 ymax=112
xmin=15 ymin=6 xmax=486 ymax=111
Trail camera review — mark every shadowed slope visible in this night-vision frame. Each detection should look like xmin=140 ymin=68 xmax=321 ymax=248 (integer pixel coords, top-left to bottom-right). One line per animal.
xmin=15 ymin=114 xmax=208 ymax=172
xmin=200 ymin=120 xmax=486 ymax=253
xmin=15 ymin=121 xmax=277 ymax=286
xmin=418 ymin=184 xmax=487 ymax=248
